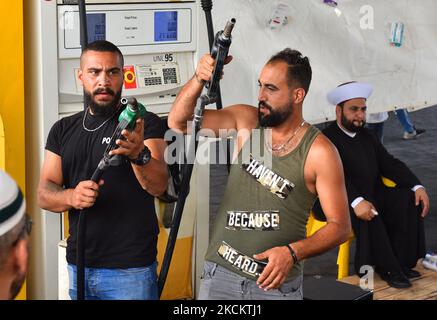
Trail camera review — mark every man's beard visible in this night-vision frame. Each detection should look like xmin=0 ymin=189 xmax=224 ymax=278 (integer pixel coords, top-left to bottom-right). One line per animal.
xmin=258 ymin=100 xmax=293 ymax=128
xmin=340 ymin=111 xmax=366 ymax=132
xmin=84 ymin=87 xmax=122 ymax=116
xmin=9 ymin=273 xmax=26 ymax=300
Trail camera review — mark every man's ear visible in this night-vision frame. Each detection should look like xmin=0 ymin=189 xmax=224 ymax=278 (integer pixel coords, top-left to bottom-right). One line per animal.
xmin=12 ymin=239 xmax=28 ymax=276
xmin=293 ymin=88 xmax=306 ymax=104
xmin=77 ymin=68 xmax=83 ymax=84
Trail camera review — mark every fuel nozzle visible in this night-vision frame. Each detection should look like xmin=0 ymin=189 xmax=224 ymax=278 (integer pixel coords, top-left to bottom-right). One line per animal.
xmin=207 ymin=18 xmax=236 ymax=98
xmin=119 ymin=97 xmax=146 ymax=129
xmin=223 ymin=18 xmax=236 ymax=39
xmin=211 ymin=18 xmax=236 ymax=58
xmin=121 ymin=97 xmax=139 ymax=111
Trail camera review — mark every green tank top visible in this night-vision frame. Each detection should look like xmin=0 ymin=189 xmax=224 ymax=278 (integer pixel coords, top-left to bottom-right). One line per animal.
xmin=205 ymin=125 xmax=320 ymax=280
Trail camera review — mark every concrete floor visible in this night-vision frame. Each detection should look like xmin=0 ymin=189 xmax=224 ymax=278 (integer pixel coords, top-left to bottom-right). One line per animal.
xmin=209 ymin=106 xmax=436 ymax=279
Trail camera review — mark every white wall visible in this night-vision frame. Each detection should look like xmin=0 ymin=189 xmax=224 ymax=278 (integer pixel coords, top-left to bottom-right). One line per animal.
xmin=211 ymin=0 xmax=437 ymax=123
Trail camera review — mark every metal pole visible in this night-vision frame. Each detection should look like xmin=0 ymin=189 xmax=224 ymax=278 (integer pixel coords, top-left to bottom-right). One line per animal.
xmin=77 ymin=0 xmax=88 ymax=300
xmin=79 ymin=0 xmax=88 ymax=50
xmin=158 ymin=95 xmax=210 ymax=297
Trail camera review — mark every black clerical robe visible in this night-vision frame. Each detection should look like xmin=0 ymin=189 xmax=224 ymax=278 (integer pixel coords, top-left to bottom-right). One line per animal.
xmin=317 ymin=122 xmax=425 ymax=274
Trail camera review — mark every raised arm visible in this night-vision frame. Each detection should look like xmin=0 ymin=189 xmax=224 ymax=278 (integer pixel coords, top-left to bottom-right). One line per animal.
xmin=168 ymin=54 xmax=258 ymax=136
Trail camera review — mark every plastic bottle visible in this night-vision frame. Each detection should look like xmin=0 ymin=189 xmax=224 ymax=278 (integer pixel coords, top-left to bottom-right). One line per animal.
xmin=422 ymin=259 xmax=437 ymax=272
xmin=425 ymin=253 xmax=437 ymax=263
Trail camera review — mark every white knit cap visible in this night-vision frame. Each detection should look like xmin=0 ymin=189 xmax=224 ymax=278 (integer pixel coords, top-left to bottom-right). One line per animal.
xmin=0 ymin=170 xmax=25 ymax=236
xmin=327 ymin=82 xmax=373 ymax=105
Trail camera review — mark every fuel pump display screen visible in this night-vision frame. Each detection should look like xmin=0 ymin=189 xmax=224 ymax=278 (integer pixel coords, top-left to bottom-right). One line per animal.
xmin=87 ymin=13 xmax=106 ymax=42
xmin=154 ymin=11 xmax=178 ymax=42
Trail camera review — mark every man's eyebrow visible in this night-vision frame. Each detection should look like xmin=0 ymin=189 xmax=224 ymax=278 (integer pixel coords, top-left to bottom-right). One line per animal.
xmin=266 ymin=83 xmax=279 ymax=89
xmin=87 ymin=67 xmax=121 ymax=72
xmin=258 ymin=80 xmax=279 ymax=89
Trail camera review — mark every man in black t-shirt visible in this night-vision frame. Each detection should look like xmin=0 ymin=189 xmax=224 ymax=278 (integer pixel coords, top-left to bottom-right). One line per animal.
xmin=38 ymin=41 xmax=168 ymax=300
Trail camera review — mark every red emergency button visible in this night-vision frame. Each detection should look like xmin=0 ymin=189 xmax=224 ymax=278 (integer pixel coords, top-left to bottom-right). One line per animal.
xmin=123 ymin=66 xmax=137 ymax=89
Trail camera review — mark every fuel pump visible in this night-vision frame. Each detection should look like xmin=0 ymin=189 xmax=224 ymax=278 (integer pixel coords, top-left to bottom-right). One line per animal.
xmin=28 ymin=0 xmax=199 ymax=299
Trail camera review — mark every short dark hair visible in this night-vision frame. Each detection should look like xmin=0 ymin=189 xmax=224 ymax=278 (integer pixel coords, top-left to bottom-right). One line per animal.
xmin=80 ymin=40 xmax=124 ymax=67
xmin=267 ymin=48 xmax=312 ymax=94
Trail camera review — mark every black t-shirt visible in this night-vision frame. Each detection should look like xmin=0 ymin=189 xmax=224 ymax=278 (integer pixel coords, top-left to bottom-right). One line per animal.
xmin=46 ymin=108 xmax=165 ymax=268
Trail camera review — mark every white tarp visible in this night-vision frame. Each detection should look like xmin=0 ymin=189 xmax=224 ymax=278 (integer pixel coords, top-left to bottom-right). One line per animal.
xmin=210 ymin=0 xmax=437 ymax=123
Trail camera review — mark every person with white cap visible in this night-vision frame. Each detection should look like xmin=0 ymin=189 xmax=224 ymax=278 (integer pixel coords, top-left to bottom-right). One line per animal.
xmin=0 ymin=169 xmax=31 ymax=300
xmin=316 ymin=81 xmax=430 ymax=288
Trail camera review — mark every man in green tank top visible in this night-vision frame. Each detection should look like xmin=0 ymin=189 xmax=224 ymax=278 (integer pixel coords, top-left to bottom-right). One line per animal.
xmin=169 ymin=48 xmax=351 ymax=300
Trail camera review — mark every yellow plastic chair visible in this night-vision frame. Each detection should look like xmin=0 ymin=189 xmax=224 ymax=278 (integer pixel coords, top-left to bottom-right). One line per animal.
xmin=306 ymin=176 xmax=396 ymax=279
xmin=381 ymin=176 xmax=396 ymax=187
xmin=306 ymin=212 xmax=353 ymax=279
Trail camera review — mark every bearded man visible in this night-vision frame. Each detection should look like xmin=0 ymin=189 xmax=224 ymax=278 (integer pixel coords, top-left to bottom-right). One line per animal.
xmin=318 ymin=81 xmax=429 ymax=288
xmin=168 ymin=48 xmax=351 ymax=300
xmin=38 ymin=40 xmax=168 ymax=300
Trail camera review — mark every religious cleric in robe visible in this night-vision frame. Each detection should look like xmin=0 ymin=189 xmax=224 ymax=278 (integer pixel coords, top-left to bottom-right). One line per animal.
xmin=312 ymin=81 xmax=430 ymax=288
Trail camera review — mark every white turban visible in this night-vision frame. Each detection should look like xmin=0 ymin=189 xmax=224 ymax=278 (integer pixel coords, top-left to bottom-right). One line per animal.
xmin=327 ymin=82 xmax=373 ymax=105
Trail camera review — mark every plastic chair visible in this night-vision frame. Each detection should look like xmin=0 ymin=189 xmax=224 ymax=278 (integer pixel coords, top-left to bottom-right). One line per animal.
xmin=306 ymin=212 xmax=353 ymax=279
xmin=306 ymin=176 xmax=396 ymax=279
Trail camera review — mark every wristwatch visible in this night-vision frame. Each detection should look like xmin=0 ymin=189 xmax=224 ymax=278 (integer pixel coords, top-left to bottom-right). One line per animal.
xmin=130 ymin=145 xmax=152 ymax=166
